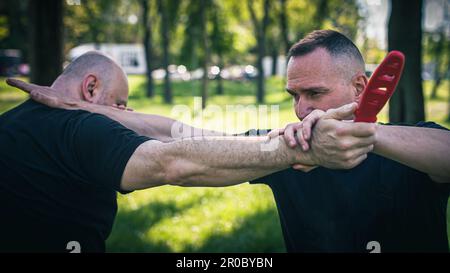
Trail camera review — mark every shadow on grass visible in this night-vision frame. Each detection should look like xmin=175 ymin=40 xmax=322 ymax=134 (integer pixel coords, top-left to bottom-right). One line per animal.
xmin=106 ymin=199 xmax=199 ymax=252
xmin=186 ymin=208 xmax=286 ymax=253
xmin=107 ymin=201 xmax=285 ymax=253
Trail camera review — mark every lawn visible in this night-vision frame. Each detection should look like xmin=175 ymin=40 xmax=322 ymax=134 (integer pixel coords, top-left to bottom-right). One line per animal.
xmin=0 ymin=75 xmax=449 ymax=252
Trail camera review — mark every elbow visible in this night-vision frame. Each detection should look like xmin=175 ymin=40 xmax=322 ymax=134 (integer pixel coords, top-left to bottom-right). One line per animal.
xmin=161 ymin=156 xmax=205 ymax=187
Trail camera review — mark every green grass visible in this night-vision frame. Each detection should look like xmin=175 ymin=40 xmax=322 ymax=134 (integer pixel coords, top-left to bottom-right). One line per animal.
xmin=0 ymin=76 xmax=449 ymax=252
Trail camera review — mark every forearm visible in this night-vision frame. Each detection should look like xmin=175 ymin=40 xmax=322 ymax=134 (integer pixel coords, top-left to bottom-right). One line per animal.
xmin=82 ymin=103 xmax=225 ymax=141
xmin=373 ymin=125 xmax=450 ymax=181
xmin=162 ymin=135 xmax=308 ymax=187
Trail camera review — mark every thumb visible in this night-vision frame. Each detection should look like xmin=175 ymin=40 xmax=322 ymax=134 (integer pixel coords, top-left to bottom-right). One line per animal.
xmin=6 ymin=78 xmax=41 ymax=94
xmin=323 ymin=102 xmax=357 ymax=121
xmin=30 ymin=90 xmax=59 ymax=108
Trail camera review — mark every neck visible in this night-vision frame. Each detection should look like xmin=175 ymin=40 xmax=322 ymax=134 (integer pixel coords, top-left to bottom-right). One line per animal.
xmin=51 ymin=76 xmax=82 ymax=100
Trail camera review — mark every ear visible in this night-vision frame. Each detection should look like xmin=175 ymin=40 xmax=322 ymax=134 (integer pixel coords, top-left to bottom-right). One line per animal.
xmin=353 ymin=73 xmax=368 ymax=103
xmin=81 ymin=74 xmax=100 ymax=103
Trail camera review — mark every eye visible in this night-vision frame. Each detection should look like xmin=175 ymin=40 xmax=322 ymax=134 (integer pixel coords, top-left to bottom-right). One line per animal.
xmin=309 ymin=91 xmax=320 ymax=98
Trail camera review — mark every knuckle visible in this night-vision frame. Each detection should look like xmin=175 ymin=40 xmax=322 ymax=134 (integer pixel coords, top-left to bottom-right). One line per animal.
xmin=343 ymin=160 xmax=353 ymax=169
xmin=335 ymin=125 xmax=347 ymax=136
xmin=365 ymin=124 xmax=377 ymax=135
xmin=338 ymin=141 xmax=350 ymax=150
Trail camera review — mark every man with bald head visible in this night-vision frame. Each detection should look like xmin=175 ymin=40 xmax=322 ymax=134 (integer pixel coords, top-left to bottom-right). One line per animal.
xmin=0 ymin=51 xmax=380 ymax=252
xmin=54 ymin=51 xmax=130 ymax=107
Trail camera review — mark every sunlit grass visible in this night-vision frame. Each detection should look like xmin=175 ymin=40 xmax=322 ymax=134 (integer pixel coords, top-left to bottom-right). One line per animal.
xmin=0 ymin=77 xmax=28 ymax=113
xmin=108 ymin=184 xmax=284 ymax=252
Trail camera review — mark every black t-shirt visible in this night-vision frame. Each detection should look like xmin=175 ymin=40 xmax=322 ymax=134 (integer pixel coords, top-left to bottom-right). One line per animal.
xmin=0 ymin=100 xmax=150 ymax=252
xmin=251 ymin=122 xmax=450 ymax=252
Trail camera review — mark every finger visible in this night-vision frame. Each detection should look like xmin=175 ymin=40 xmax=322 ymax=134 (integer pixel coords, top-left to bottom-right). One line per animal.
xmin=355 ymin=144 xmax=374 ymax=157
xmin=352 ymin=136 xmax=376 ymax=148
xmin=348 ymin=153 xmax=368 ymax=168
xmin=126 ymin=107 xmax=134 ymax=112
xmin=339 ymin=122 xmax=377 ymax=138
xmin=268 ymin=128 xmax=284 ymax=139
xmin=30 ymin=90 xmax=59 ymax=108
xmin=302 ymin=119 xmax=313 ymax=141
xmin=292 ymin=164 xmax=318 ymax=172
xmin=324 ymin=102 xmax=358 ymax=121
xmin=296 ymin=128 xmax=309 ymax=151
xmin=301 ymin=112 xmax=322 ymax=140
xmin=6 ymin=78 xmax=41 ymax=94
xmin=339 ymin=135 xmax=376 ymax=150
xmin=345 ymin=145 xmax=374 ymax=163
xmin=118 ymin=105 xmax=126 ymax=110
xmin=284 ymin=125 xmax=297 ymax=148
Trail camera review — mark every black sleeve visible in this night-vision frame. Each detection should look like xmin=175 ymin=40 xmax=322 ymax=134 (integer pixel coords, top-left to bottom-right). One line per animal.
xmin=250 ymin=173 xmax=277 ymax=185
xmin=234 ymin=128 xmax=272 ymax=136
xmin=380 ymin=121 xmax=449 ymax=131
xmin=415 ymin=121 xmax=449 ymax=130
xmin=71 ymin=113 xmax=151 ymax=192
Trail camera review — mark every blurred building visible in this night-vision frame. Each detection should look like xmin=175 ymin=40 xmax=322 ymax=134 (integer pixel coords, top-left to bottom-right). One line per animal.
xmin=68 ymin=43 xmax=146 ymax=74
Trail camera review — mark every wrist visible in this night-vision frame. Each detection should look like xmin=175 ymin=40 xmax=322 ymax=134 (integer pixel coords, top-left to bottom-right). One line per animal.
xmin=373 ymin=123 xmax=383 ymax=153
xmin=289 ymin=141 xmax=315 ymax=166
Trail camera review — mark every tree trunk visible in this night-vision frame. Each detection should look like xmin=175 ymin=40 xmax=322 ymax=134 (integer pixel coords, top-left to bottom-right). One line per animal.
xmin=216 ymin=53 xmax=224 ymax=95
xmin=247 ymin=0 xmax=270 ymax=104
xmin=431 ymin=76 xmax=442 ymax=99
xmin=5 ymin=0 xmax=28 ymax=60
xmin=314 ymin=0 xmax=329 ymax=29
xmin=256 ymin=37 xmax=265 ymax=103
xmin=29 ymin=0 xmax=64 ymax=85
xmin=271 ymin=48 xmax=278 ymax=76
xmin=157 ymin=0 xmax=172 ymax=104
xmin=141 ymin=0 xmax=154 ymax=97
xmin=279 ymin=0 xmax=290 ymax=54
xmin=388 ymin=0 xmax=425 ymax=123
xmin=200 ymin=0 xmax=209 ymax=109
xmin=84 ymin=2 xmax=101 ymax=49
xmin=447 ymin=85 xmax=450 ymax=122
xmin=430 ymin=29 xmax=445 ymax=99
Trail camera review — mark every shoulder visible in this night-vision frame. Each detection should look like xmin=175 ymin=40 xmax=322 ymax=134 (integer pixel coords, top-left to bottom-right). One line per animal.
xmin=70 ymin=111 xmax=130 ymax=135
xmin=414 ymin=121 xmax=448 ymax=130
xmin=380 ymin=121 xmax=448 ymax=130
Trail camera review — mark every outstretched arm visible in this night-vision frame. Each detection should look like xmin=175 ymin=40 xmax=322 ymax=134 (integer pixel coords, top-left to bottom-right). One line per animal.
xmin=278 ymin=103 xmax=450 ymax=183
xmin=6 ymin=78 xmax=223 ymax=142
xmin=121 ymin=135 xmax=310 ymax=190
xmin=73 ymin=106 xmax=224 ymax=142
xmin=373 ymin=125 xmax=450 ymax=183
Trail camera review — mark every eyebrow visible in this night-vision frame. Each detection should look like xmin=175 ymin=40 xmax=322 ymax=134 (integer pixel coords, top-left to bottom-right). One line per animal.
xmin=286 ymin=86 xmax=330 ymax=95
xmin=117 ymin=100 xmax=128 ymax=106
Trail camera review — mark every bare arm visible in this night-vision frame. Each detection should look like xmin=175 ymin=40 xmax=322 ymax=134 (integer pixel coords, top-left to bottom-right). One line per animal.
xmin=121 ymin=135 xmax=313 ymax=191
xmin=279 ymin=103 xmax=450 ymax=183
xmin=76 ymin=103 xmax=224 ymax=142
xmin=373 ymin=125 xmax=450 ymax=183
xmin=5 ymin=78 xmax=223 ymax=142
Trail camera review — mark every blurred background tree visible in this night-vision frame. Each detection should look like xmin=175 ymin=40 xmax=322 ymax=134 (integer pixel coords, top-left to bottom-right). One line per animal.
xmin=29 ymin=0 xmax=64 ymax=85
xmin=388 ymin=0 xmax=425 ymax=123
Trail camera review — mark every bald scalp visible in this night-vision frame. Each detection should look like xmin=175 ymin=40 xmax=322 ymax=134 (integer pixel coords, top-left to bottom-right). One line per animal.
xmin=62 ymin=51 xmax=122 ymax=89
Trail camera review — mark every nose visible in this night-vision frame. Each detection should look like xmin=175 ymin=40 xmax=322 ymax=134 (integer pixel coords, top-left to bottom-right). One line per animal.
xmin=295 ymin=98 xmax=314 ymax=120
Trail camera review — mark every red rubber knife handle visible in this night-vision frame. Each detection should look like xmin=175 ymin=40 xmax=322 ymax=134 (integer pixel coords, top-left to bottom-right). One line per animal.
xmin=354 ymin=51 xmax=405 ymax=123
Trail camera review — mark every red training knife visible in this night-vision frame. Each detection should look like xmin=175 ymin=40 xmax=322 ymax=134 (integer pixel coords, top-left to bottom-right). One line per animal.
xmin=354 ymin=51 xmax=405 ymax=123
